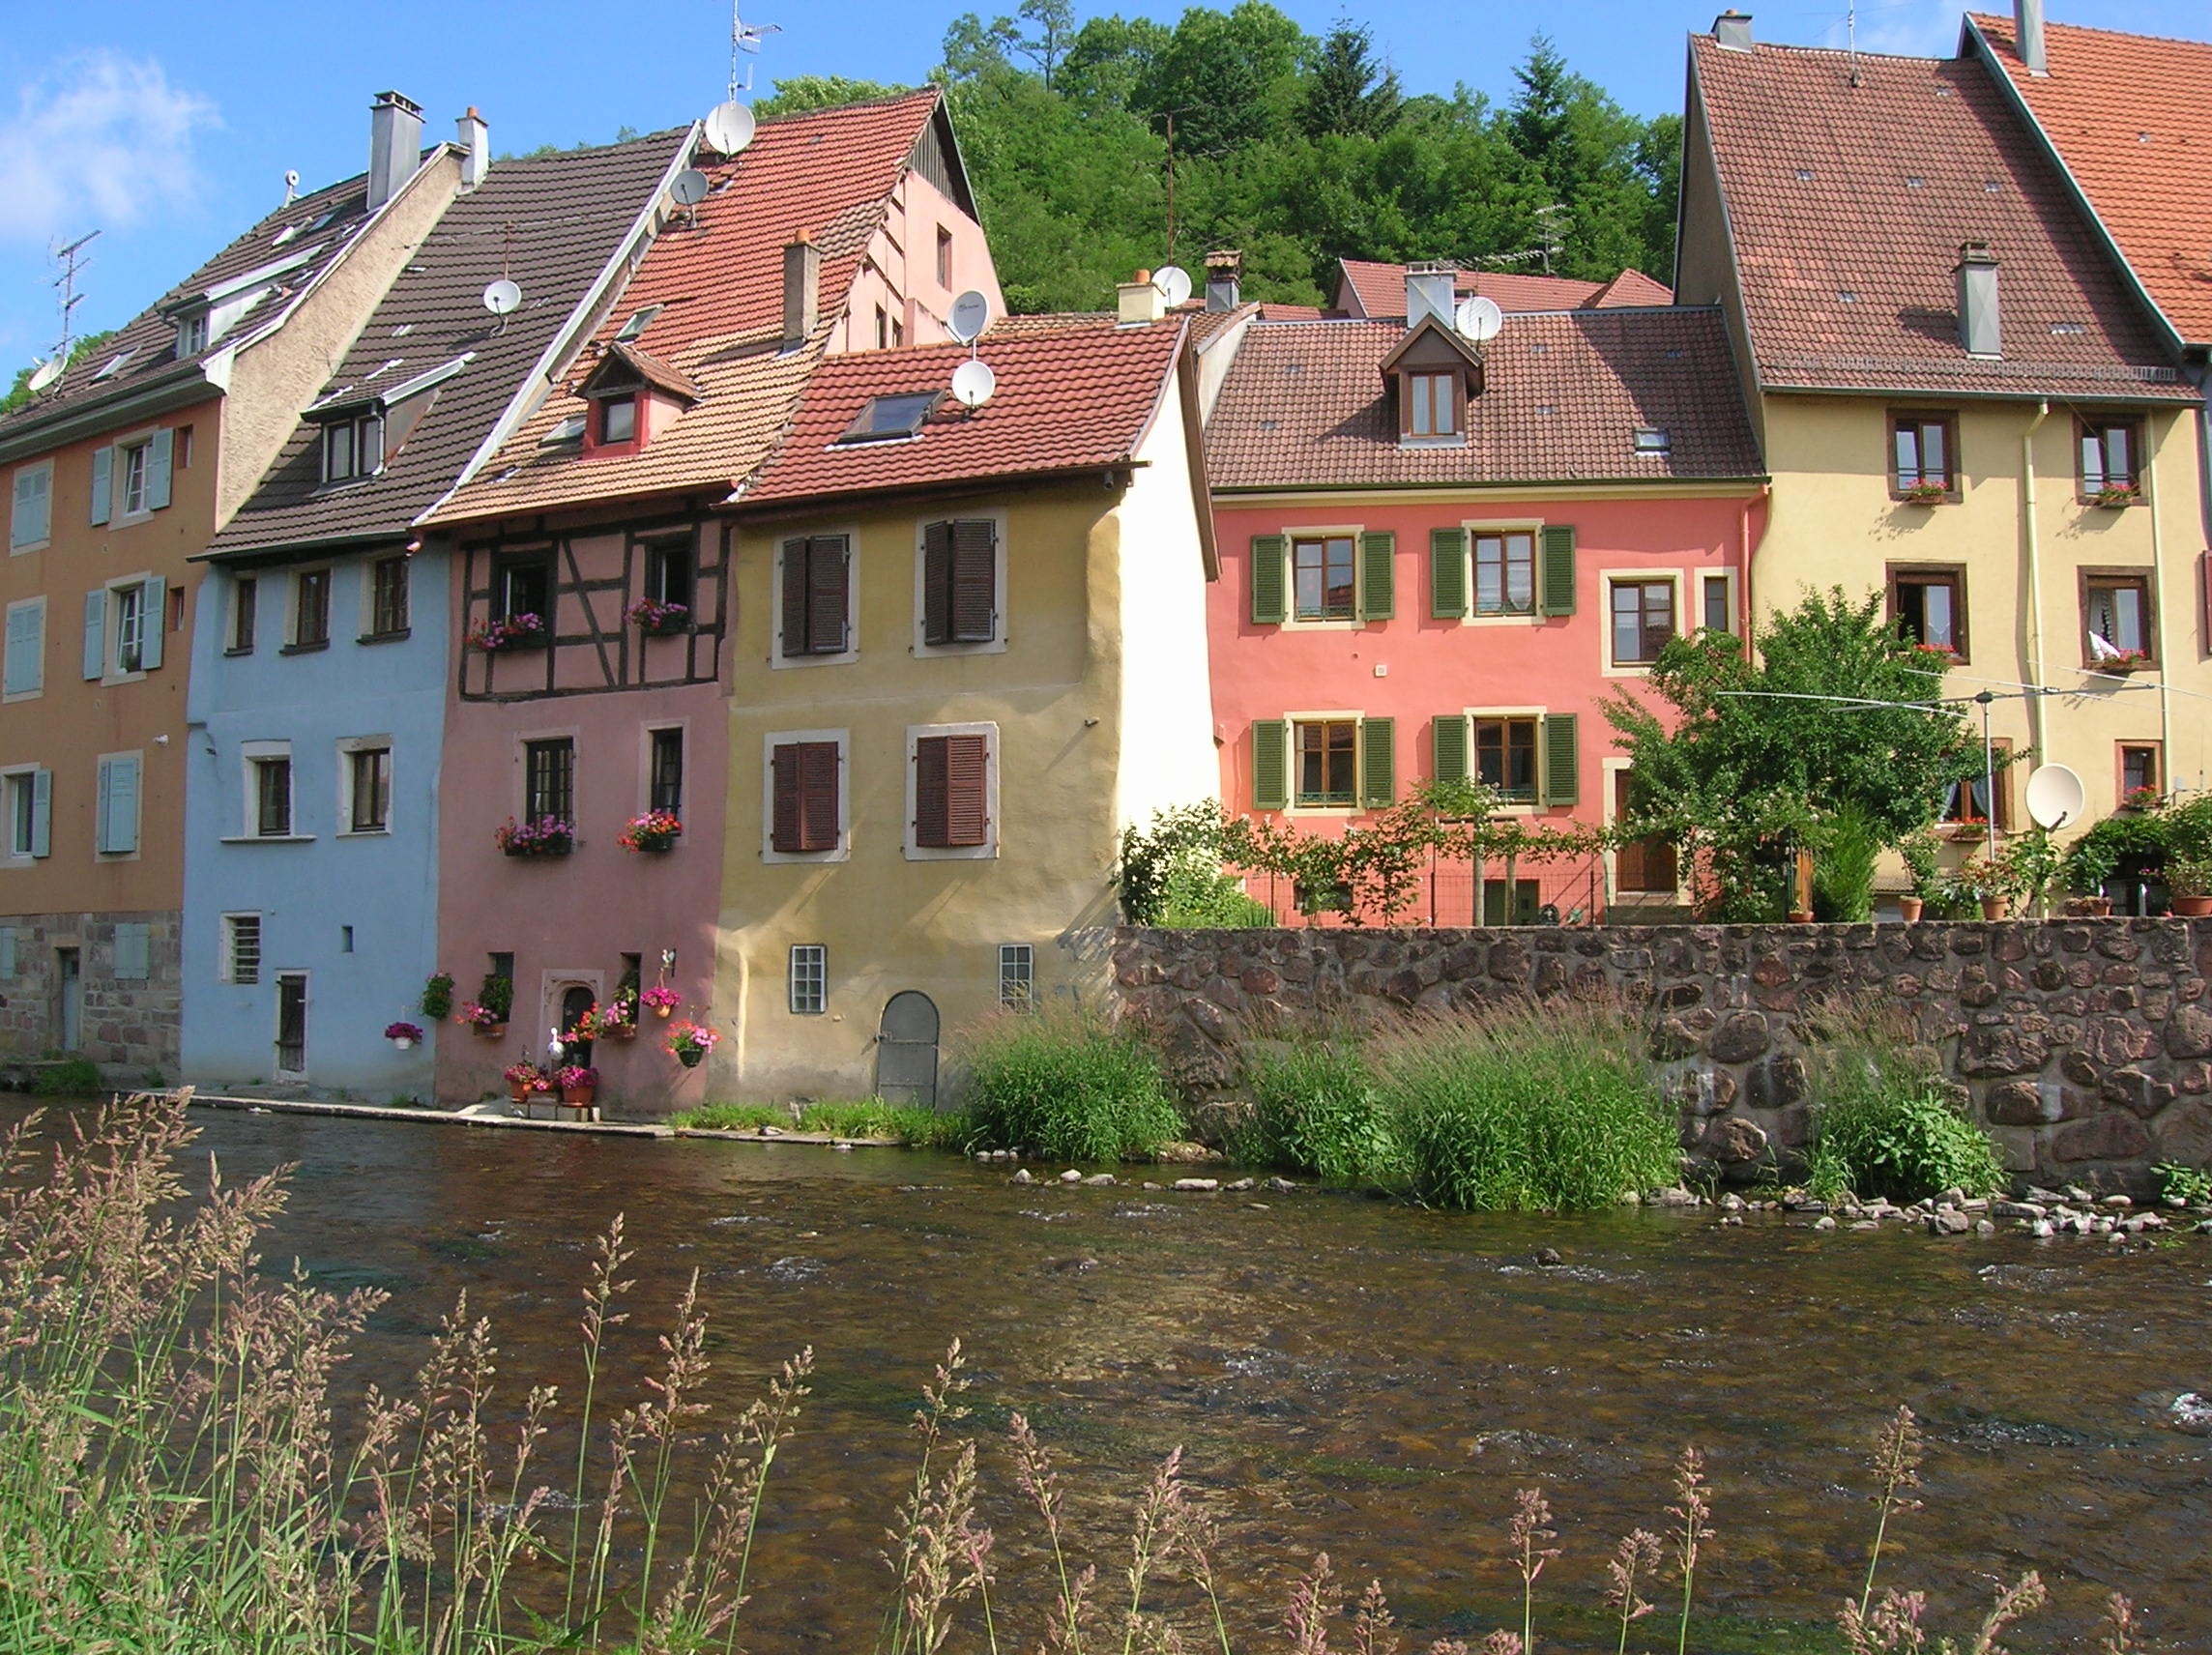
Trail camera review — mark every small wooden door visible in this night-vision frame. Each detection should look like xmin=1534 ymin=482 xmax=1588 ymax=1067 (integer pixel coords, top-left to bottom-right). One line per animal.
xmin=1614 ymin=770 xmax=1676 ymax=893
xmin=56 ymin=948 xmax=81 ymax=1051
xmin=560 ymin=984 xmax=596 ymax=1064
xmin=276 ymin=973 xmax=308 ymax=1074
xmin=875 ymin=992 xmax=940 ymax=1110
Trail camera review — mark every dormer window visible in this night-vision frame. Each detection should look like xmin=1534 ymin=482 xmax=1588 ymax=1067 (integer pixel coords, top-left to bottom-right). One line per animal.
xmin=1408 ymin=371 xmax=1457 ymax=438
xmin=574 ymin=340 xmax=698 ymax=457
xmin=176 ymin=313 xmax=209 ymax=358
xmin=598 ymin=394 xmax=638 ymax=445
xmin=321 ymin=413 xmax=385 ymax=484
xmin=1380 ymin=314 xmax=1482 ymax=449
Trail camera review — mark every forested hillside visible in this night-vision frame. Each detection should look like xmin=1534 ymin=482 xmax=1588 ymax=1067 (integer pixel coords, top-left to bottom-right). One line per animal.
xmin=760 ymin=2 xmax=1681 ymax=313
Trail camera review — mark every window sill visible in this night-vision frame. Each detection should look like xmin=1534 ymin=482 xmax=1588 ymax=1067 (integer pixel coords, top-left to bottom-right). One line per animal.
xmin=9 ymin=541 xmax=49 ymax=557
xmin=279 ymin=640 xmax=331 ymax=656
xmin=771 ymin=650 xmax=859 ymax=671
xmin=220 ymin=833 xmax=317 ymax=844
xmin=222 ymin=645 xmax=255 ymax=657
xmin=357 ymin=627 xmax=411 ymax=646
xmin=335 ymin=827 xmax=392 ymax=838
xmin=1400 ymin=435 xmax=1468 ymax=450
xmin=99 ymin=669 xmax=149 ymax=687
xmin=1 ymin=689 xmax=43 ymax=705
xmin=1891 ymin=491 xmax=1959 ymax=507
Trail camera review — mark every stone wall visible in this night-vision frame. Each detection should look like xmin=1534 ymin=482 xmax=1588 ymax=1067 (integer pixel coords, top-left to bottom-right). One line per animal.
xmin=0 ymin=911 xmax=182 ymax=1081
xmin=1111 ymin=918 xmax=2212 ymax=1189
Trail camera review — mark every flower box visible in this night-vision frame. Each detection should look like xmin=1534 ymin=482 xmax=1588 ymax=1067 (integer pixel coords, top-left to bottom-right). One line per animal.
xmin=496 ymin=817 xmax=575 ymax=857
xmin=2094 ymin=652 xmax=2151 ymax=675
xmin=469 ymin=612 xmax=548 ymax=653
xmin=2091 ymin=486 xmax=2139 ymax=509
xmin=628 ymin=598 xmax=691 ymax=637
xmin=1899 ymin=483 xmax=1951 ymax=506
xmin=618 ymin=810 xmax=683 ymax=854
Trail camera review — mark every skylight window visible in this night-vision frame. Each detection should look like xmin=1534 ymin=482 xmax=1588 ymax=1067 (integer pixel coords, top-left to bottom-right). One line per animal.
xmin=1634 ymin=427 xmax=1672 ymax=454
xmin=94 ymin=349 xmax=137 ymax=381
xmin=544 ymin=416 xmax=587 ymax=445
xmin=840 ymin=392 xmax=941 ymax=444
xmin=272 ymin=224 xmax=300 ymax=247
xmin=616 ymin=305 xmax=663 ymax=341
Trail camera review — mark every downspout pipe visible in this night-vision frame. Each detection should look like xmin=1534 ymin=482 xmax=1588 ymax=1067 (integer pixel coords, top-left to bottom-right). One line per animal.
xmin=2022 ymin=400 xmax=2051 ymax=764
xmin=1738 ymin=482 xmax=1769 ymax=649
xmin=2147 ymin=423 xmax=2173 ymax=782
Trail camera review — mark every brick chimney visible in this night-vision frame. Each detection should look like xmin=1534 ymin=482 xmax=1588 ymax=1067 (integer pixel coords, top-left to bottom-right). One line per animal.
xmin=367 ymin=91 xmax=424 ymax=212
xmin=782 ymin=234 xmax=820 ymax=351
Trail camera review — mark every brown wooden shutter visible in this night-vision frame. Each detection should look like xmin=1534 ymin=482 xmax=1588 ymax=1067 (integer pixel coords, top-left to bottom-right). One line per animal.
xmin=772 ymin=740 xmax=840 ymax=852
xmin=771 ymin=742 xmax=803 ymax=851
xmin=916 ymin=734 xmax=989 ymax=847
xmin=780 ymin=538 xmax=809 ymax=655
xmin=805 ymin=536 xmax=849 ymax=653
xmin=950 ymin=518 xmax=996 ymax=642
xmin=922 ymin=520 xmax=954 ymax=645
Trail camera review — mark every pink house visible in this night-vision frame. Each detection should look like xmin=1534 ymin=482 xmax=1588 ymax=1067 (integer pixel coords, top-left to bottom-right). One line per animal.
xmin=1202 ymin=274 xmax=1767 ymax=923
xmin=423 ymin=90 xmax=1002 ymax=1109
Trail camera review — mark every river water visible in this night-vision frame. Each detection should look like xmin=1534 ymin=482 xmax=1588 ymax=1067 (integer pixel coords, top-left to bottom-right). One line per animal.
xmin=18 ymin=1101 xmax=2212 ymax=1651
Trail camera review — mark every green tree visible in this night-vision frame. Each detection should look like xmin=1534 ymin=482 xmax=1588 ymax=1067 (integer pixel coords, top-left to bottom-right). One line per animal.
xmin=1301 ymin=18 xmax=1402 ymax=139
xmin=1604 ymin=589 xmax=1984 ymax=919
xmin=1141 ymin=2 xmax=1308 ymax=160
xmin=1 ymin=330 xmax=116 ymax=417
xmin=756 ymin=76 xmax=910 ymax=119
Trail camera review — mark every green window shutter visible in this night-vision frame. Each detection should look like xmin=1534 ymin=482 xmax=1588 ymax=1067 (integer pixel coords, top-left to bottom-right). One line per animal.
xmin=1539 ymin=524 xmax=1577 ymax=617
xmin=140 ymin=576 xmax=166 ymax=671
xmin=83 ymin=590 xmax=106 ymax=680
xmin=1252 ymin=719 xmax=1289 ymax=810
xmin=29 ymin=770 xmax=50 ymax=859
xmin=1542 ymin=713 xmax=1580 ymax=806
xmin=0 ymin=927 xmax=14 ymax=978
xmin=1360 ymin=717 xmax=1396 ymax=808
xmin=1250 ymin=535 xmax=1287 ymax=625
xmin=1430 ymin=528 xmax=1468 ymax=618
xmin=89 ymin=447 xmax=112 ymax=526
xmin=1432 ymin=713 xmax=1468 ymax=783
xmin=1358 ymin=532 xmax=1395 ymax=620
xmin=145 ymin=429 xmax=174 ymax=511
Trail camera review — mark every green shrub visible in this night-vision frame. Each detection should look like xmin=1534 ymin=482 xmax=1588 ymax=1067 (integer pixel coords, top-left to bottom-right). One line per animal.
xmin=672 ymin=1101 xmax=788 ymax=1131
xmin=954 ymin=1008 xmax=1183 ymax=1161
xmin=1805 ymin=1010 xmax=2004 ymax=1203
xmin=1813 ymin=804 xmax=1879 ymax=921
xmin=1239 ymin=1042 xmax=1401 ymax=1183
xmin=2153 ymin=1160 xmax=2212 ymax=1205
xmin=33 ymin=1058 xmax=102 ymax=1095
xmin=797 ymin=1100 xmax=971 ymax=1147
xmin=1370 ymin=1004 xmax=1679 ymax=1211
xmin=1156 ymin=864 xmax=1275 ymax=928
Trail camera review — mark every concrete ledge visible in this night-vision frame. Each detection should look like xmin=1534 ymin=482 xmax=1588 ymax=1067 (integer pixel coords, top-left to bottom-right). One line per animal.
xmin=189 ymin=1092 xmax=673 ymax=1138
xmin=674 ymin=1126 xmax=903 ymax=1147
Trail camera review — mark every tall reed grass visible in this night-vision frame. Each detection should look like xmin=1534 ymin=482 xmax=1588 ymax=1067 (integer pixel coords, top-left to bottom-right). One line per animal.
xmin=953 ymin=1006 xmax=1184 ymax=1162
xmin=1804 ymin=1003 xmax=2005 ymax=1204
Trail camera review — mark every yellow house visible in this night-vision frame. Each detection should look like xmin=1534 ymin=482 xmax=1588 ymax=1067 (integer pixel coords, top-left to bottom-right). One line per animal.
xmin=1676 ymin=19 xmax=2206 ymax=855
xmin=717 ymin=306 xmax=1217 ymax=1102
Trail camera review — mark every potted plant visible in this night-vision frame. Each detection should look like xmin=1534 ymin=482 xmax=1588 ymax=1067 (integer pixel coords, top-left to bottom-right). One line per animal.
xmin=2166 ymin=856 xmax=2212 ymax=918
xmin=665 ymin=1021 xmax=717 ymax=1069
xmin=2122 ymin=785 xmax=2162 ymax=813
xmin=496 ymin=816 xmax=575 ymax=857
xmin=467 ymin=612 xmax=547 ymax=653
xmin=1953 ymin=855 xmax=2013 ymax=919
xmin=2064 ymin=834 xmax=2118 ymax=916
xmin=421 ymin=973 xmax=455 ymax=1020
xmin=1998 ymin=828 xmax=2063 ymax=919
xmin=456 ymin=1001 xmax=507 ymax=1037
xmin=627 ymin=597 xmax=690 ymax=636
xmin=554 ymin=1063 xmax=599 ymax=1107
xmin=2095 ymin=649 xmax=2152 ymax=674
xmin=2092 ymin=483 xmax=2139 ymax=508
xmin=641 ymin=985 xmax=681 ymax=1020
xmin=1897 ymin=827 xmax=1942 ymax=922
xmin=385 ymin=1021 xmax=425 ymax=1051
xmin=1900 ymin=480 xmax=1950 ymax=506
xmin=617 ymin=810 xmax=683 ymax=854
xmin=505 ymin=1059 xmax=550 ymax=1105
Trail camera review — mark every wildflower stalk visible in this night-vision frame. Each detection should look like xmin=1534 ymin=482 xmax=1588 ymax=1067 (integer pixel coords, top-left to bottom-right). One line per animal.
xmin=566 ymin=1213 xmax=633 ymax=1628
xmin=1670 ymin=1446 xmax=1713 ymax=1655
xmin=1507 ymin=1488 xmax=1559 ymax=1655
xmin=1858 ymin=1406 xmax=1924 ymax=1621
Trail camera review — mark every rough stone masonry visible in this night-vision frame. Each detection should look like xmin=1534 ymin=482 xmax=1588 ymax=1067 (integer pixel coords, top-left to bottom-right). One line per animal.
xmin=1111 ymin=917 xmax=2212 ymax=1190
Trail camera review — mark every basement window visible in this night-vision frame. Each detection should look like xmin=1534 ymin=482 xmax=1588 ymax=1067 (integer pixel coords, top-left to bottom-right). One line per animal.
xmin=840 ymin=392 xmax=940 ymax=444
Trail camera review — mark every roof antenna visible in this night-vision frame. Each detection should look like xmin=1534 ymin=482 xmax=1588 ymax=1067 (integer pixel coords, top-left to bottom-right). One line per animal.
xmin=49 ymin=230 xmax=99 ymax=369
xmin=727 ymin=5 xmax=781 ymax=100
xmin=1848 ymin=3 xmax=1861 ymax=86
xmin=282 ymin=168 xmax=300 ymax=207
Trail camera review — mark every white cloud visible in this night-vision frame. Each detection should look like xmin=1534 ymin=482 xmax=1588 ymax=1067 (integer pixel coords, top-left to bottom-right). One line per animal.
xmin=0 ymin=52 xmax=218 ymax=245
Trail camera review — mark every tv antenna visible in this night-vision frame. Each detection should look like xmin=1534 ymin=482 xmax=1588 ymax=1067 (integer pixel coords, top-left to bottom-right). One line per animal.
xmin=282 ymin=169 xmax=300 ymax=206
xmin=726 ymin=6 xmax=781 ymax=99
xmin=670 ymin=166 xmax=711 ymax=228
xmin=49 ymin=230 xmax=99 ymax=368
xmin=1489 ymin=205 xmax=1568 ymax=276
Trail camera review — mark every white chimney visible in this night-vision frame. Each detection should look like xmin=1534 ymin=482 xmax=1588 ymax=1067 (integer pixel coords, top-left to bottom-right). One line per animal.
xmin=457 ymin=106 xmax=490 ymax=191
xmin=1118 ymin=270 xmax=1167 ymax=326
xmin=367 ymin=91 xmax=424 ymax=212
xmin=1713 ymin=10 xmax=1755 ymax=51
xmin=1404 ymin=262 xmax=1456 ymax=330
xmin=2016 ymin=0 xmax=2048 ymax=75
xmin=1956 ymin=243 xmax=2001 ymax=358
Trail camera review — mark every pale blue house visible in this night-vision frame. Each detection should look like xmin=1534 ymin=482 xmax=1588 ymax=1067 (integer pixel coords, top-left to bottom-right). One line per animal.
xmin=180 ymin=123 xmax=688 ymax=1093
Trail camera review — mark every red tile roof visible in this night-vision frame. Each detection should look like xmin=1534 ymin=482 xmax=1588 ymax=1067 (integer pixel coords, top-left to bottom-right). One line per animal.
xmin=1335 ymin=258 xmax=1673 ymax=319
xmin=432 ymin=89 xmax=946 ymax=523
xmin=1969 ymin=13 xmax=2212 ymax=345
xmin=740 ymin=320 xmax=1185 ymax=508
xmin=1206 ymin=310 xmax=1763 ymax=489
xmin=1690 ymin=35 xmax=2192 ymax=401
xmin=1588 ymin=268 xmax=1676 ymax=308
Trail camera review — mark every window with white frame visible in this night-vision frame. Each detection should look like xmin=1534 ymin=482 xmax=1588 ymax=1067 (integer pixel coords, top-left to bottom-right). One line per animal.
xmin=112 ymin=582 xmax=147 ymax=674
xmin=3 ymin=767 xmax=48 ymax=860
xmin=176 ymin=312 xmax=209 ymax=357
xmin=340 ymin=740 xmax=392 ymax=834
xmin=90 ymin=431 xmax=172 ymax=527
xmin=10 ymin=461 xmax=51 ymax=552
xmin=247 ymin=746 xmax=294 ymax=837
xmin=4 ymin=597 xmax=44 ymax=700
xmin=789 ymin=944 xmax=827 ymax=1014
xmin=320 ymin=413 xmax=385 ymax=485
xmin=121 ymin=438 xmax=155 ymax=516
xmin=1701 ymin=572 xmax=1733 ymax=635
xmin=999 ymin=944 xmax=1034 ymax=1009
xmin=222 ymin=914 xmax=263 ymax=984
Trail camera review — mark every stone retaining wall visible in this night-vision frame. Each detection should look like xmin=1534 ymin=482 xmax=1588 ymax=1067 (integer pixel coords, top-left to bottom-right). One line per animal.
xmin=1110 ymin=918 xmax=2212 ymax=1189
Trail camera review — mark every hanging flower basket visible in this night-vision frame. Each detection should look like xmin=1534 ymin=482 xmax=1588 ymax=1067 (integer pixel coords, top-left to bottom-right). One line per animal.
xmin=628 ymin=598 xmax=691 ymax=637
xmin=385 ymin=1021 xmax=424 ymax=1050
xmin=469 ymin=613 xmax=548 ymax=653
xmin=458 ymin=1002 xmax=509 ymax=1038
xmin=617 ymin=811 xmax=683 ymax=854
xmin=641 ymin=986 xmax=681 ymax=1019
xmin=496 ymin=817 xmax=575 ymax=857
xmin=665 ymin=1020 xmax=717 ymax=1068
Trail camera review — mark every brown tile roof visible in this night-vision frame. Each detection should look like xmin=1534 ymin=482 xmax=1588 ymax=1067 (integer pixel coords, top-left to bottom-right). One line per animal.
xmin=1206 ymin=310 xmax=1763 ymax=489
xmin=1588 ymin=268 xmax=1676 ymax=308
xmin=1336 ymin=259 xmax=1674 ymax=319
xmin=203 ymin=131 xmax=686 ymax=558
xmin=0 ymin=169 xmax=387 ymax=448
xmin=593 ymin=340 xmax=703 ymax=403
xmin=1968 ymin=13 xmax=2212 ymax=345
xmin=431 ymin=90 xmax=946 ymax=524
xmin=1690 ymin=35 xmax=2193 ymax=401
xmin=739 ymin=320 xmax=1185 ymax=508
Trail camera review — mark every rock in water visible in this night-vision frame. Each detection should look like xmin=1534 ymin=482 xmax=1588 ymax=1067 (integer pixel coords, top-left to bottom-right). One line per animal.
xmin=1533 ymin=1247 xmax=1564 ymax=1267
xmin=1011 ymin=1169 xmax=1033 ymax=1185
xmin=1173 ymin=1177 xmax=1220 ymax=1193
xmin=2168 ymin=1393 xmax=2212 ymax=1436
xmin=1059 ymin=1168 xmax=1083 ymax=1184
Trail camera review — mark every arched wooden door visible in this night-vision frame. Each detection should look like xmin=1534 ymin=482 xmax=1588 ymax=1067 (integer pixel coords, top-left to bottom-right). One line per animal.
xmin=875 ymin=991 xmax=940 ymax=1109
xmin=560 ymin=984 xmax=596 ymax=1064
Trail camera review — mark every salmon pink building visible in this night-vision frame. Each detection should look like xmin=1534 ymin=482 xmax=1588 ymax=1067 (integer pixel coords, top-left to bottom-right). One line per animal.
xmin=1203 ymin=270 xmax=1767 ymax=921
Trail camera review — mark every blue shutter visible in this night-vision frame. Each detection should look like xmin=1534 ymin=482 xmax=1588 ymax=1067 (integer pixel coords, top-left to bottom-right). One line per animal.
xmin=98 ymin=754 xmax=139 ymax=855
xmin=89 ymin=447 xmax=113 ymax=525
xmin=144 ymin=430 xmax=173 ymax=511
xmin=116 ymin=923 xmax=150 ymax=980
xmin=4 ymin=602 xmax=39 ymax=696
xmin=140 ymin=577 xmax=166 ymax=671
xmin=95 ymin=758 xmax=111 ymax=851
xmin=0 ymin=927 xmax=15 ymax=978
xmin=82 ymin=590 xmax=105 ymax=680
xmin=29 ymin=769 xmax=49 ymax=858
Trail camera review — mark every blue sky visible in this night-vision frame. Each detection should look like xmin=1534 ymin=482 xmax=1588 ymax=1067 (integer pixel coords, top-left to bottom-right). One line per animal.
xmin=3 ymin=1 xmax=2202 ymax=371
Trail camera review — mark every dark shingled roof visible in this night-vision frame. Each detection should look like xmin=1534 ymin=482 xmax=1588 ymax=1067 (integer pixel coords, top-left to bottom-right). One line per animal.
xmin=204 ymin=129 xmax=687 ymax=558
xmin=1206 ymin=311 xmax=1764 ymax=489
xmin=1690 ymin=34 xmax=2195 ymax=402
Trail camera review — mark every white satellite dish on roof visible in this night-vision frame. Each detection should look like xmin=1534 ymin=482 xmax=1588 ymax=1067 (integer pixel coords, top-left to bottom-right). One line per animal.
xmin=1151 ymin=264 xmax=1193 ymax=307
xmin=702 ymin=101 xmax=756 ymax=156
xmin=950 ymin=358 xmax=997 ymax=409
xmin=1455 ymin=295 xmax=1504 ymax=342
xmin=947 ymin=289 xmax=990 ymax=346
xmin=670 ymin=168 xmax=711 ymax=206
xmin=2024 ymin=764 xmax=2086 ymax=831
xmin=26 ymin=359 xmax=61 ymax=393
xmin=482 ymin=278 xmax=522 ymax=316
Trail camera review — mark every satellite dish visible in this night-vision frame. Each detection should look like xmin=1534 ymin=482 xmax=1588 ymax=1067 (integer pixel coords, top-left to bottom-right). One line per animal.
xmin=947 ymin=289 xmax=990 ymax=345
xmin=1455 ymin=295 xmax=1504 ymax=342
xmin=482 ymin=278 xmax=522 ymax=316
xmin=26 ymin=359 xmax=62 ymax=393
xmin=950 ymin=358 xmax=997 ymax=409
xmin=2024 ymin=764 xmax=2086 ymax=831
xmin=670 ymin=168 xmax=710 ymax=206
xmin=1151 ymin=264 xmax=1193 ymax=307
xmin=702 ymin=101 xmax=756 ymax=156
